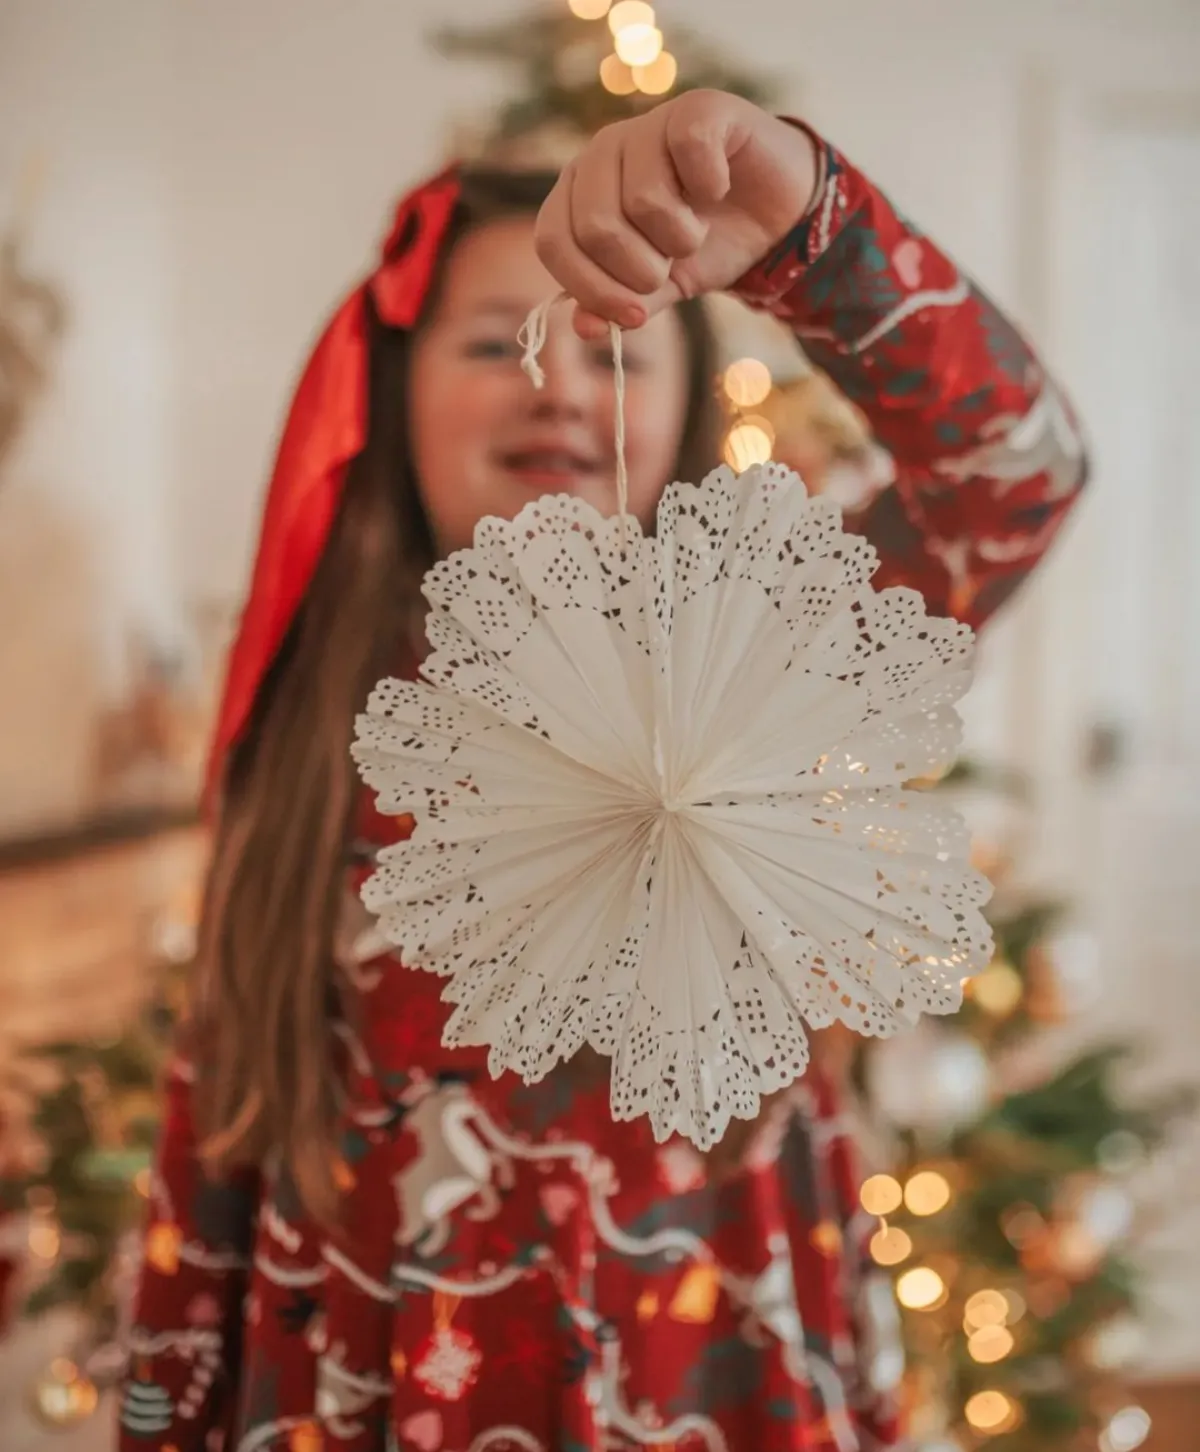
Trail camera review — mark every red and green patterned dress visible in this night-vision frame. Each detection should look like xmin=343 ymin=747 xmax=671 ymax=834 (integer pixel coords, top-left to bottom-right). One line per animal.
xmin=119 ymin=134 xmax=1087 ymax=1452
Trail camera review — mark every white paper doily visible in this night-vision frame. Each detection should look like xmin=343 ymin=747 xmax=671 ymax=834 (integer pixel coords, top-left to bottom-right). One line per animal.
xmin=353 ymin=462 xmax=993 ymax=1148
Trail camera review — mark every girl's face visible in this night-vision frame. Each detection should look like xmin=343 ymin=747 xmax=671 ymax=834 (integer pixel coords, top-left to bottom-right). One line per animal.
xmin=409 ymin=215 xmax=691 ymax=557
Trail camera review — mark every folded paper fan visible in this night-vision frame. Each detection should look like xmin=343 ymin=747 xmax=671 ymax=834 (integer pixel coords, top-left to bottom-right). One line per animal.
xmin=352 ymin=462 xmax=993 ymax=1149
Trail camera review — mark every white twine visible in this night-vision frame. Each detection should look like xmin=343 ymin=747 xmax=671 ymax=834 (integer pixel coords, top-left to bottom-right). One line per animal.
xmin=518 ymin=294 xmax=629 ymax=544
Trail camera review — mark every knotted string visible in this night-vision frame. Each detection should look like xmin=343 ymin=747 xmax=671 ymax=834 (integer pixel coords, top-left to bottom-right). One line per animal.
xmin=518 ymin=293 xmax=629 ymax=546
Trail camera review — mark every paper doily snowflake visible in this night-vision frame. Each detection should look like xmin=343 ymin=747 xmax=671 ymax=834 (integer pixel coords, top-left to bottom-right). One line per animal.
xmin=353 ymin=463 xmax=993 ymax=1148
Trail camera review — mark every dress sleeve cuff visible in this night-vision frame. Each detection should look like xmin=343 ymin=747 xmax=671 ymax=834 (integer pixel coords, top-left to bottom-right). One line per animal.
xmin=733 ymin=121 xmax=851 ymax=306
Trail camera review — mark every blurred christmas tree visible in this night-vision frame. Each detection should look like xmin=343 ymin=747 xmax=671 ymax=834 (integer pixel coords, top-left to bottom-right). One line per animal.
xmin=853 ymin=765 xmax=1194 ymax=1452
xmin=432 ymin=0 xmax=777 ymax=167
xmin=0 ymin=902 xmax=195 ymax=1428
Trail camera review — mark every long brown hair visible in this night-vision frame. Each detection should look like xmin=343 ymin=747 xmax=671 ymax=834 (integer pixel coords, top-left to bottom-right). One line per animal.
xmin=193 ymin=168 xmax=722 ymax=1222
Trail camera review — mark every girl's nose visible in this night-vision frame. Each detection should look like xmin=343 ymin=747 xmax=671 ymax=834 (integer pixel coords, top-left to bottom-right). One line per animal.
xmin=526 ymin=332 xmax=596 ymax=419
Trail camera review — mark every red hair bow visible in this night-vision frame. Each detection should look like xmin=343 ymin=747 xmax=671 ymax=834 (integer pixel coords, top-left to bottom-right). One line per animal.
xmin=205 ymin=168 xmax=460 ymax=799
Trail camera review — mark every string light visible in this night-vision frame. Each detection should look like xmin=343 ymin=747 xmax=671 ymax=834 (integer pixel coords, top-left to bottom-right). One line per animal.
xmin=968 ymin=1325 xmax=1015 ymax=1364
xmin=904 ymin=1170 xmax=952 ymax=1216
xmin=614 ymin=23 xmax=663 ymax=67
xmin=859 ymin=1174 xmax=903 ymax=1217
xmin=1001 ymin=1204 xmax=1044 ymax=1247
xmin=568 ymin=0 xmax=612 ymax=16
xmin=633 ymin=50 xmax=678 ymax=95
xmin=723 ymin=420 xmax=773 ymax=471
xmin=1098 ymin=1129 xmax=1144 ymax=1173
xmin=608 ymin=0 xmax=654 ymax=32
xmin=134 ymin=1167 xmax=152 ymax=1197
xmin=28 ymin=1219 xmax=61 ymax=1262
xmin=598 ymin=53 xmax=637 ymax=95
xmin=870 ymin=1225 xmax=912 ymax=1266
xmin=1100 ymin=1405 xmax=1151 ymax=1452
xmin=971 ymin=958 xmax=1023 ymax=1016
xmin=29 ymin=1358 xmax=100 ymax=1428
xmin=1056 ymin=1221 xmax=1103 ymax=1275
xmin=964 ymin=1390 xmax=1018 ymax=1434
xmin=1003 ymin=1289 xmax=1027 ymax=1322
xmin=963 ymin=1289 xmax=1010 ymax=1330
xmin=722 ymin=356 xmax=773 ymax=408
xmin=896 ymin=1267 xmax=946 ymax=1310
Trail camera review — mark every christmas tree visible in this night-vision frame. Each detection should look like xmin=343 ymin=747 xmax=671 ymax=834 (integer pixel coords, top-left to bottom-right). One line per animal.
xmin=0 ymin=903 xmax=194 ymax=1427
xmin=853 ymin=767 xmax=1193 ymax=1452
xmin=431 ymin=0 xmax=777 ymax=167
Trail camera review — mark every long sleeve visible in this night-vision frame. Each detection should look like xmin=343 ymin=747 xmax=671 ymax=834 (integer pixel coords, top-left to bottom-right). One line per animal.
xmin=117 ymin=1052 xmax=258 ymax=1450
xmin=735 ymin=128 xmax=1089 ymax=631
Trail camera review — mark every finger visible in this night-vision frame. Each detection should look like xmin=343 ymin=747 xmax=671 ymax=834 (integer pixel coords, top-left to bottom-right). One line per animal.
xmin=620 ymin=131 xmax=710 ymax=260
xmin=572 ymin=278 xmax=681 ymax=341
xmin=535 ymin=164 xmax=648 ymax=327
xmin=571 ymin=305 xmax=613 ymax=342
xmin=665 ymin=99 xmax=735 ymax=205
xmin=569 ymin=132 xmax=673 ymax=296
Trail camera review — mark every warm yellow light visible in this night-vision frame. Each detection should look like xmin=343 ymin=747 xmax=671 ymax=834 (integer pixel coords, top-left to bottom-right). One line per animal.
xmin=722 ymin=356 xmax=773 ymax=408
xmin=965 ymin=1390 xmax=1017 ymax=1433
xmin=1057 ymin=1222 xmax=1104 ymax=1275
xmin=896 ymin=1266 xmax=946 ymax=1310
xmin=608 ymin=0 xmax=654 ymax=32
xmin=859 ymin=1174 xmax=904 ymax=1217
xmin=633 ymin=50 xmax=677 ymax=95
xmin=969 ymin=1325 xmax=1015 ymax=1364
xmin=964 ymin=1289 xmax=1010 ymax=1329
xmin=972 ymin=959 xmax=1023 ymax=1016
xmin=614 ymin=23 xmax=663 ymax=66
xmin=568 ymin=0 xmax=612 ymax=16
xmin=1004 ymin=1289 xmax=1027 ymax=1322
xmin=904 ymin=1170 xmax=952 ymax=1217
xmin=870 ymin=1226 xmax=913 ymax=1266
xmin=1001 ymin=1204 xmax=1044 ymax=1246
xmin=133 ymin=1167 xmax=152 ymax=1197
xmin=29 ymin=1222 xmax=61 ymax=1261
xmin=598 ymin=53 xmax=637 ymax=95
xmin=724 ymin=421 xmax=773 ymax=471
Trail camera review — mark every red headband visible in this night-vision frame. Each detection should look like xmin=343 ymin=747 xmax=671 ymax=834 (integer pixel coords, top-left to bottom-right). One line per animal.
xmin=205 ymin=167 xmax=461 ymax=801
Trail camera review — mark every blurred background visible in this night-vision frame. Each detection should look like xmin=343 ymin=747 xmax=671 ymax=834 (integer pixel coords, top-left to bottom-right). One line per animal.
xmin=0 ymin=1 xmax=1197 ymax=1448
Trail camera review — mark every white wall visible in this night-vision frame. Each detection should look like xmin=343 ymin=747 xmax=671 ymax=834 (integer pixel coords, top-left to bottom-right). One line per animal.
xmin=5 ymin=0 xmax=1196 ymax=628
xmin=3 ymin=0 xmax=1199 ymax=1365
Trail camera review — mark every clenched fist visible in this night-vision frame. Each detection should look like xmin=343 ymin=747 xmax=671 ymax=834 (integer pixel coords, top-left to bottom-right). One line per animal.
xmin=534 ymin=90 xmax=819 ymax=337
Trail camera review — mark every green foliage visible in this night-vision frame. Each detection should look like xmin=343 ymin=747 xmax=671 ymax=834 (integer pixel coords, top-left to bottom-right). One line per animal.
xmin=872 ymin=759 xmax=1196 ymax=1450
xmin=431 ymin=5 xmax=779 ymax=149
xmin=1 ymin=959 xmax=183 ymax=1342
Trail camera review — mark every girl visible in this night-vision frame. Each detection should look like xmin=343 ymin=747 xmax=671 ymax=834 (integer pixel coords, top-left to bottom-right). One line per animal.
xmin=120 ymin=91 xmax=1086 ymax=1452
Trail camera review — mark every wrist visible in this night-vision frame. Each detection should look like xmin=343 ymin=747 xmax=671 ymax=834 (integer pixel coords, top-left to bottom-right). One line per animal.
xmin=775 ymin=116 xmax=823 ymax=225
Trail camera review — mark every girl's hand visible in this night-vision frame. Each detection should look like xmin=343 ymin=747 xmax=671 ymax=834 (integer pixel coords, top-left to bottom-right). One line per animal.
xmin=535 ymin=90 xmax=819 ymax=339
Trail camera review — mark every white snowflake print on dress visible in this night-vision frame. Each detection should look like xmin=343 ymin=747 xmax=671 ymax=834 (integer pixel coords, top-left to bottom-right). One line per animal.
xmin=412 ymin=1325 xmax=483 ymax=1402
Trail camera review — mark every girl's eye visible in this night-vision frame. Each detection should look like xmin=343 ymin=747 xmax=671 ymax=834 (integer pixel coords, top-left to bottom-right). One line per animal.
xmin=464 ymin=337 xmax=522 ymax=361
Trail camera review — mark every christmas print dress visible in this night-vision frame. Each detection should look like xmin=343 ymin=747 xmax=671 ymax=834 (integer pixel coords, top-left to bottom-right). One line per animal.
xmin=118 ymin=134 xmax=1088 ymax=1452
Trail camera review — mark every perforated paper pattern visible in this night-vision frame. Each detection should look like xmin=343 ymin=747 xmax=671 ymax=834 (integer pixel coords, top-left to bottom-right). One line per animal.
xmin=353 ymin=464 xmax=992 ymax=1148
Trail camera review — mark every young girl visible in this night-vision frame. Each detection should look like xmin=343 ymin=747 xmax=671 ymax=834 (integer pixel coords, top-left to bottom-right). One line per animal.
xmin=120 ymin=91 xmax=1086 ymax=1452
